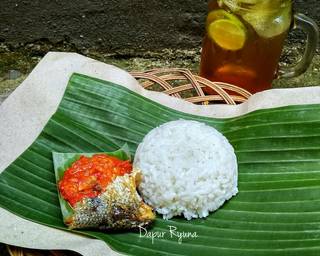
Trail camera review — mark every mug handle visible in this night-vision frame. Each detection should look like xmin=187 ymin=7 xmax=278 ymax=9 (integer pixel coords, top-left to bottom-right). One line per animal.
xmin=278 ymin=13 xmax=319 ymax=79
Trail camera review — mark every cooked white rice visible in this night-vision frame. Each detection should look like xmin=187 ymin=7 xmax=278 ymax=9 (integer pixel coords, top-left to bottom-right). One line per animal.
xmin=133 ymin=120 xmax=238 ymax=220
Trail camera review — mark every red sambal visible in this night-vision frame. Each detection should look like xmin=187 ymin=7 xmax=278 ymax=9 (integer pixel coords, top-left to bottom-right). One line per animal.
xmin=59 ymin=154 xmax=132 ymax=206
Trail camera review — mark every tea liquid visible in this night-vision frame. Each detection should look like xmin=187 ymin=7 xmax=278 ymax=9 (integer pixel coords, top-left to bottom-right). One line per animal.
xmin=200 ymin=0 xmax=292 ymax=94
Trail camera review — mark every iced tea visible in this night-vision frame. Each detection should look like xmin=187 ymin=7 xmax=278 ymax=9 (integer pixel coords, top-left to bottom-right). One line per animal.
xmin=200 ymin=0 xmax=293 ymax=94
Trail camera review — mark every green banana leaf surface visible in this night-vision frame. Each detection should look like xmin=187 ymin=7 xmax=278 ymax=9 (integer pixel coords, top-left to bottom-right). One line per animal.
xmin=1 ymin=73 xmax=320 ymax=256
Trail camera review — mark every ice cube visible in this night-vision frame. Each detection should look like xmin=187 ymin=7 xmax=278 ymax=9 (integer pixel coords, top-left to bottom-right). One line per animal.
xmin=242 ymin=3 xmax=291 ymax=38
xmin=237 ymin=0 xmax=260 ymax=4
xmin=223 ymin=0 xmax=240 ymax=12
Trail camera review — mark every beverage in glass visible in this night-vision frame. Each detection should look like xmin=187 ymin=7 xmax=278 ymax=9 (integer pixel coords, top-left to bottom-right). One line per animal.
xmin=200 ymin=0 xmax=319 ymax=94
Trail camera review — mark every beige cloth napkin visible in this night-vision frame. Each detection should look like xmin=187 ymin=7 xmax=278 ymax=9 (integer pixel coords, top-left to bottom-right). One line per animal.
xmin=0 ymin=52 xmax=319 ymax=256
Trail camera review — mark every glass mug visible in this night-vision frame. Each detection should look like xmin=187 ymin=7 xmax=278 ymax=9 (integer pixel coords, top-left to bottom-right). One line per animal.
xmin=200 ymin=0 xmax=319 ymax=94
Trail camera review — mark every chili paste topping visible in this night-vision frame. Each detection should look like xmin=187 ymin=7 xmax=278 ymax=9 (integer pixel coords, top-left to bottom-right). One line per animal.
xmin=59 ymin=154 xmax=132 ymax=206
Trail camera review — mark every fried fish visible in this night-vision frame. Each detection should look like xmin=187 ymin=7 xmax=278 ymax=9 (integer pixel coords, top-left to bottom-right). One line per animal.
xmin=57 ymin=154 xmax=155 ymax=230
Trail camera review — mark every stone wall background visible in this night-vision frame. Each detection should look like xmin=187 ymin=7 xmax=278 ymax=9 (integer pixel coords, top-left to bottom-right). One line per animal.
xmin=0 ymin=0 xmax=319 ymax=54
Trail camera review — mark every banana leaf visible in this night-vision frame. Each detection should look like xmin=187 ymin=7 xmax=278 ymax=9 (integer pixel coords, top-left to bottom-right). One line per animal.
xmin=1 ymin=73 xmax=320 ymax=256
xmin=52 ymin=145 xmax=131 ymax=222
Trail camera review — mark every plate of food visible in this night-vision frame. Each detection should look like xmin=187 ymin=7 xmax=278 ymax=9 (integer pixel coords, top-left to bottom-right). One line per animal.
xmin=1 ymin=53 xmax=320 ymax=256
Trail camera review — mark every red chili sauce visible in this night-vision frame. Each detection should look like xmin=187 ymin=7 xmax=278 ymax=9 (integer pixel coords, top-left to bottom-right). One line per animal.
xmin=59 ymin=154 xmax=132 ymax=206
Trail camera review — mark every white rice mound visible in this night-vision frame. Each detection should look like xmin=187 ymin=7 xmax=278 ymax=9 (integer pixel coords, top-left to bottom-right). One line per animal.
xmin=134 ymin=120 xmax=238 ymax=220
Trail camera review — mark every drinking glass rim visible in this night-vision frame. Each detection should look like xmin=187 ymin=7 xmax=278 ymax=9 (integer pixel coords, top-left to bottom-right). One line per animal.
xmin=222 ymin=0 xmax=293 ymax=12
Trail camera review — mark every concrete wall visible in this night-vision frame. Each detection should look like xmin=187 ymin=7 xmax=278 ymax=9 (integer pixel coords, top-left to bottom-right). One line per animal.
xmin=0 ymin=0 xmax=319 ymax=53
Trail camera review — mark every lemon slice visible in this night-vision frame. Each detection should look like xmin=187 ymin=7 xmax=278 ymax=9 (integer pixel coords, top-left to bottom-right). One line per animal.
xmin=208 ymin=19 xmax=246 ymax=51
xmin=206 ymin=9 xmax=243 ymax=26
xmin=206 ymin=10 xmax=232 ymax=26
